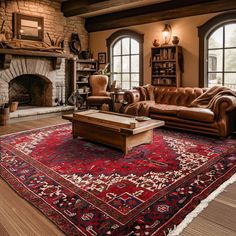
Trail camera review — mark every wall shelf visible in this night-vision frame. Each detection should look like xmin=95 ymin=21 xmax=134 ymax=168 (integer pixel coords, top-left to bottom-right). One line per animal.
xmin=151 ymin=46 xmax=183 ymax=87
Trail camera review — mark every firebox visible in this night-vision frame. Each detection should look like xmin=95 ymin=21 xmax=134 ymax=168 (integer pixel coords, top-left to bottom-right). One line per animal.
xmin=9 ymin=74 xmax=52 ymax=106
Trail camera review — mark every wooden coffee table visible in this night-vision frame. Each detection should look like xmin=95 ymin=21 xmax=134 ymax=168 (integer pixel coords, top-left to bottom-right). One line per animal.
xmin=70 ymin=110 xmax=164 ymax=154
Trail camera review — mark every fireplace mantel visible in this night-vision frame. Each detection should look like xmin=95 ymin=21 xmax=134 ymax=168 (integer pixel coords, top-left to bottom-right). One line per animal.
xmin=0 ymin=49 xmax=67 ymax=70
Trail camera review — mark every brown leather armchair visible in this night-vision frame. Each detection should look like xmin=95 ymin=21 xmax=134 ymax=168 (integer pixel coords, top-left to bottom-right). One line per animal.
xmin=86 ymin=75 xmax=112 ymax=110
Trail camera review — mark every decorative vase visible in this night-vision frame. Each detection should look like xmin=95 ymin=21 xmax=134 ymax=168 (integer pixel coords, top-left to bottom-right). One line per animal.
xmin=152 ymin=39 xmax=159 ymax=47
xmin=81 ymin=50 xmax=90 ymax=60
xmin=172 ymin=36 xmax=180 ymax=45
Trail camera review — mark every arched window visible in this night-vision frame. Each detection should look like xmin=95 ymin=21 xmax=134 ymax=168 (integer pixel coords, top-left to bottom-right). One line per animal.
xmin=199 ymin=12 xmax=236 ymax=89
xmin=107 ymin=29 xmax=144 ymax=90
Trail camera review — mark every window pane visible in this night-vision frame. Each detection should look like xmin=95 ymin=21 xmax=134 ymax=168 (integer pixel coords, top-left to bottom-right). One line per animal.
xmin=224 ymin=73 xmax=236 ymax=89
xmin=208 ymin=50 xmax=223 ymax=72
xmin=122 ymin=81 xmax=130 ymax=90
xmin=225 ymin=24 xmax=236 ymax=48
xmin=131 ymin=39 xmax=139 ymax=54
xmin=123 ymin=73 xmax=130 ymax=82
xmin=113 ymin=56 xmax=121 ymax=72
xmin=131 ymin=74 xmax=139 ymax=89
xmin=122 ymin=38 xmax=130 ymax=54
xmin=208 ymin=27 xmax=223 ymax=49
xmin=131 ymin=82 xmax=139 ymax=88
xmin=122 ymin=56 xmax=130 ymax=72
xmin=225 ymin=49 xmax=236 ymax=71
xmin=113 ymin=74 xmax=121 ymax=84
xmin=131 ymin=55 xmax=139 ymax=72
xmin=208 ymin=72 xmax=223 ymax=87
xmin=113 ymin=40 xmax=121 ymax=55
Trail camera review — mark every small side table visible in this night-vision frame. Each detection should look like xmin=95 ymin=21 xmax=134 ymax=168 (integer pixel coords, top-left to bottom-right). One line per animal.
xmin=110 ymin=91 xmax=125 ymax=112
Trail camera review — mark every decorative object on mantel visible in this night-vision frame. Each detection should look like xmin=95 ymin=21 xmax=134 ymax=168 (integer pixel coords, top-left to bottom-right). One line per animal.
xmin=152 ymin=39 xmax=159 ymax=47
xmin=162 ymin=24 xmax=172 ymax=45
xmin=69 ymin=33 xmax=81 ymax=55
xmin=47 ymin=32 xmax=64 ymax=49
xmin=0 ymin=14 xmax=7 ymax=48
xmin=0 ymin=39 xmax=64 ymax=53
xmin=13 ymin=13 xmax=44 ymax=41
xmin=172 ymin=36 xmax=180 ymax=45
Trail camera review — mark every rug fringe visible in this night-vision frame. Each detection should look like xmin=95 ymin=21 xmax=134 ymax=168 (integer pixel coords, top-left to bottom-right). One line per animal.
xmin=167 ymin=173 xmax=236 ymax=236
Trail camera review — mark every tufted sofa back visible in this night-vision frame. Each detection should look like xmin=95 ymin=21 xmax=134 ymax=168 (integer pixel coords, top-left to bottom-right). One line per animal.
xmin=154 ymin=87 xmax=206 ymax=106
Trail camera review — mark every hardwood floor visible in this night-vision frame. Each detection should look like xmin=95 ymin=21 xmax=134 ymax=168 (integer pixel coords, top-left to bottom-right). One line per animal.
xmin=0 ymin=116 xmax=235 ymax=236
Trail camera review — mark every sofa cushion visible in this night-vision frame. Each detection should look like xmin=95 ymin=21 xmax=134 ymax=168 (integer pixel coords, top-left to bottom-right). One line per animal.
xmin=150 ymin=104 xmax=186 ymax=116
xmin=177 ymin=107 xmax=215 ymax=123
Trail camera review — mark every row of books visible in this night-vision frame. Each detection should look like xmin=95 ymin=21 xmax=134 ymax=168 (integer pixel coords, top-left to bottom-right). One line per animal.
xmin=153 ymin=48 xmax=176 ymax=60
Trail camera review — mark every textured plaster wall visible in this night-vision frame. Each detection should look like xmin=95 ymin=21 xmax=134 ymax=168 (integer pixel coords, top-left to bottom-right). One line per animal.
xmin=89 ymin=12 xmax=220 ymax=87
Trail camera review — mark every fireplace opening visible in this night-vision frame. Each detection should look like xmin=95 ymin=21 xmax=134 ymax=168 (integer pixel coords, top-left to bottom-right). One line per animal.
xmin=9 ymin=74 xmax=53 ymax=107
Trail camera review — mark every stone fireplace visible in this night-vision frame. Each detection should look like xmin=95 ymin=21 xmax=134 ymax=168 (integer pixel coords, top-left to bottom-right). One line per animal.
xmin=0 ymin=53 xmax=66 ymax=107
xmin=9 ymin=74 xmax=53 ymax=106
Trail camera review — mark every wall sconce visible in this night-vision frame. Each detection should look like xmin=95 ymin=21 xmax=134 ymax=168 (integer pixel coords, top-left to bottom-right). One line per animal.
xmin=162 ymin=24 xmax=172 ymax=45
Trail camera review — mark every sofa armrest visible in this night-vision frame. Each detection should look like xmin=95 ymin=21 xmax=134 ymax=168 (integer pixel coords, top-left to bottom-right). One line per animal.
xmin=123 ymin=89 xmax=141 ymax=104
xmin=211 ymin=95 xmax=236 ymax=118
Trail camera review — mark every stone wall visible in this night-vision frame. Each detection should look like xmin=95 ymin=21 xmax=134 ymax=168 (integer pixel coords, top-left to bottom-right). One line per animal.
xmin=0 ymin=0 xmax=88 ymax=55
xmin=0 ymin=0 xmax=88 ymax=105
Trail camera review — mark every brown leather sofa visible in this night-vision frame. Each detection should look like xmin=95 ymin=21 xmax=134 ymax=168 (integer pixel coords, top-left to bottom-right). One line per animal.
xmin=123 ymin=85 xmax=236 ymax=137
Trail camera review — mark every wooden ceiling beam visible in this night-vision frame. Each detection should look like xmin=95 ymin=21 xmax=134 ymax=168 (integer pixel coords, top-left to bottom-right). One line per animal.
xmin=84 ymin=0 xmax=236 ymax=32
xmin=62 ymin=0 xmax=144 ymax=17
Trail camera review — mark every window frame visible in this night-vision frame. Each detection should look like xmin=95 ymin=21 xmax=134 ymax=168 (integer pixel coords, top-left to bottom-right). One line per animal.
xmin=106 ymin=29 xmax=144 ymax=90
xmin=198 ymin=11 xmax=236 ymax=88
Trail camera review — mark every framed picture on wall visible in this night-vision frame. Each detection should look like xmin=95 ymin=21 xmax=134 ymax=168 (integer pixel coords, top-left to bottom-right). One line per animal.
xmin=13 ymin=13 xmax=44 ymax=41
xmin=98 ymin=52 xmax=106 ymax=64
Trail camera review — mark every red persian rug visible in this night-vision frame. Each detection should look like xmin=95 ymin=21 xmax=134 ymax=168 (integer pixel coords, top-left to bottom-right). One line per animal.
xmin=0 ymin=123 xmax=236 ymax=235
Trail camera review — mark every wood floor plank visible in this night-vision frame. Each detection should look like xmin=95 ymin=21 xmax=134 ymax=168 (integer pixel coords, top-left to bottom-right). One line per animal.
xmin=181 ymin=215 xmax=236 ymax=236
xmin=0 ymin=116 xmax=235 ymax=236
xmin=0 ymin=179 xmax=65 ymax=236
xmin=199 ymin=200 xmax=236 ymax=231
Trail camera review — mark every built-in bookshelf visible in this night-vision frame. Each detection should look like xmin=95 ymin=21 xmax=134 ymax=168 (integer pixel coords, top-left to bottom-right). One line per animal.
xmin=151 ymin=46 xmax=183 ymax=87
xmin=69 ymin=59 xmax=97 ymax=108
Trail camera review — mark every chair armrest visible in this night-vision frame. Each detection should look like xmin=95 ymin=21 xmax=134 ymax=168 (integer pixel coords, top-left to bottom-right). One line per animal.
xmin=211 ymin=95 xmax=236 ymax=117
xmin=123 ymin=89 xmax=141 ymax=104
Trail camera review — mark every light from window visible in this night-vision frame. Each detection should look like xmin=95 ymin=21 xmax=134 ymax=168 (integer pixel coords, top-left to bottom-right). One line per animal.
xmin=207 ymin=23 xmax=236 ymax=89
xmin=112 ymin=37 xmax=140 ymax=90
